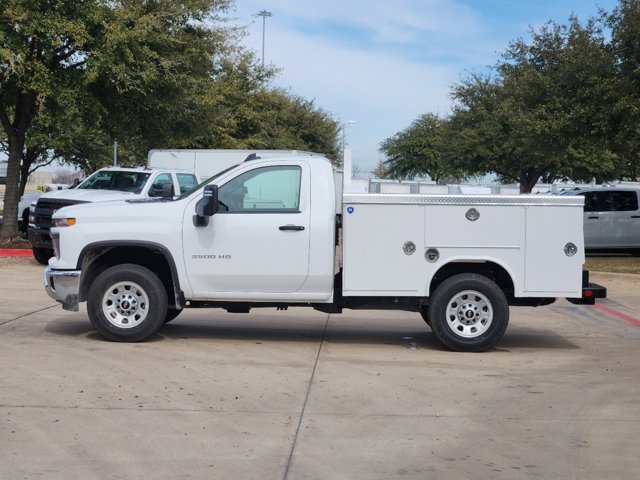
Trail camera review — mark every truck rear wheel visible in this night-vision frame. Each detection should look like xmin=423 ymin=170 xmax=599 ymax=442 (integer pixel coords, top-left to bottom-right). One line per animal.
xmin=164 ymin=308 xmax=183 ymax=323
xmin=419 ymin=309 xmax=430 ymax=326
xmin=87 ymin=264 xmax=168 ymax=342
xmin=429 ymin=273 xmax=509 ymax=352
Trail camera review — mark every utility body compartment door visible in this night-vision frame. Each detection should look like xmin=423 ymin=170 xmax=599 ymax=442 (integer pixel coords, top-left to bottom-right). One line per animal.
xmin=524 ymin=206 xmax=584 ymax=296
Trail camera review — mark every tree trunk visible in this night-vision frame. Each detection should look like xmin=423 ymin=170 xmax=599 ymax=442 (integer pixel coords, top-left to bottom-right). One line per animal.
xmin=0 ymin=141 xmax=24 ymax=240
xmin=1 ymin=90 xmax=36 ymax=240
xmin=519 ymin=168 xmax=540 ymax=194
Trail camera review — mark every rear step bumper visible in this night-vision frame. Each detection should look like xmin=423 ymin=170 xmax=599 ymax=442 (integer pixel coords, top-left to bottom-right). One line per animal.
xmin=568 ymin=270 xmax=607 ymax=305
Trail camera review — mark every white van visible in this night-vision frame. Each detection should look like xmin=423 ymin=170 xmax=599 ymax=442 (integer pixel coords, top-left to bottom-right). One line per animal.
xmin=562 ymin=186 xmax=640 ymax=253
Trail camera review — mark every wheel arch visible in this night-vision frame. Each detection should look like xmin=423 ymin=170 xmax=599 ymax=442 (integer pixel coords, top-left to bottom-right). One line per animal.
xmin=428 ymin=258 xmax=516 ymax=299
xmin=77 ymin=241 xmax=184 ymax=309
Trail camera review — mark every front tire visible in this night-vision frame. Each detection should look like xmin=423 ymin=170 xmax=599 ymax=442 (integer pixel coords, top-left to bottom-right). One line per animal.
xmin=87 ymin=264 xmax=168 ymax=342
xmin=429 ymin=273 xmax=509 ymax=352
xmin=33 ymin=247 xmax=54 ymax=265
xmin=20 ymin=209 xmax=29 ymax=233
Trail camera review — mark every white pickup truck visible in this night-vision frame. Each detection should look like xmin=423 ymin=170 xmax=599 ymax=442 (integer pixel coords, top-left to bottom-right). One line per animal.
xmin=28 ymin=166 xmax=199 ymax=264
xmin=43 ymin=153 xmax=605 ymax=351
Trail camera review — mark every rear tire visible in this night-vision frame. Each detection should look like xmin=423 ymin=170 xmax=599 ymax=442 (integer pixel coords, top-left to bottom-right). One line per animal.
xmin=33 ymin=247 xmax=54 ymax=265
xmin=87 ymin=264 xmax=167 ymax=342
xmin=429 ymin=273 xmax=509 ymax=352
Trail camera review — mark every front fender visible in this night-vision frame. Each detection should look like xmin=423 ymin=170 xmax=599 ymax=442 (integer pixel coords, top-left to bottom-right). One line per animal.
xmin=76 ymin=241 xmax=185 ymax=309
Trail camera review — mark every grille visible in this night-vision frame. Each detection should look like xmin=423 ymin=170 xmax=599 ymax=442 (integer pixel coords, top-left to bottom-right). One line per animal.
xmin=33 ymin=199 xmax=88 ymax=228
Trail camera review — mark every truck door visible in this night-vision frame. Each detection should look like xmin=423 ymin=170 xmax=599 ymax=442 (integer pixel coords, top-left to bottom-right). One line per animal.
xmin=597 ymin=190 xmax=640 ymax=248
xmin=183 ymin=163 xmax=311 ymax=296
xmin=581 ymin=192 xmax=603 ymax=248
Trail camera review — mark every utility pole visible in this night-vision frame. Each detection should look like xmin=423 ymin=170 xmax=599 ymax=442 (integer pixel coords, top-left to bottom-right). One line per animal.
xmin=256 ymin=10 xmax=273 ymax=68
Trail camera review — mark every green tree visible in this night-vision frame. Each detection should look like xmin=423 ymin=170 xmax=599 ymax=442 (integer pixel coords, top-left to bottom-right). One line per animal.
xmin=379 ymin=113 xmax=462 ymax=183
xmin=446 ymin=17 xmax=617 ymax=192
xmin=0 ymin=0 xmax=234 ymax=239
xmin=235 ymin=88 xmax=339 ymax=160
xmin=608 ymin=0 xmax=640 ymax=180
xmin=372 ymin=160 xmax=391 ymax=179
xmin=190 ymin=56 xmax=339 ymax=160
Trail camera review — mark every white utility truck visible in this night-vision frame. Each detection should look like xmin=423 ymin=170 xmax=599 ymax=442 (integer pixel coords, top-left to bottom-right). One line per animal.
xmin=43 ymin=153 xmax=605 ymax=351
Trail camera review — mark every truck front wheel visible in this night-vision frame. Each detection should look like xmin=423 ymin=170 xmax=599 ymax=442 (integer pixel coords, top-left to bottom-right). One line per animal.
xmin=87 ymin=264 xmax=168 ymax=342
xmin=33 ymin=247 xmax=53 ymax=265
xmin=429 ymin=273 xmax=509 ymax=352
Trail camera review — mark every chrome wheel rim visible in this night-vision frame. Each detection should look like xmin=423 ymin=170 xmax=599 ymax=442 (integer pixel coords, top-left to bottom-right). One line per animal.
xmin=102 ymin=281 xmax=149 ymax=329
xmin=445 ymin=289 xmax=493 ymax=338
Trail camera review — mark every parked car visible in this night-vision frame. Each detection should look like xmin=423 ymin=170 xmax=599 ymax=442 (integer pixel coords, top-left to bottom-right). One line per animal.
xmin=28 ymin=167 xmax=199 ymax=264
xmin=561 ymin=186 xmax=640 ymax=254
xmin=18 ymin=193 xmax=43 ymax=232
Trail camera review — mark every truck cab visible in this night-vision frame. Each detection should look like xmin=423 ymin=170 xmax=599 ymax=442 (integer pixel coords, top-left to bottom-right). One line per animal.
xmin=561 ymin=186 xmax=640 ymax=253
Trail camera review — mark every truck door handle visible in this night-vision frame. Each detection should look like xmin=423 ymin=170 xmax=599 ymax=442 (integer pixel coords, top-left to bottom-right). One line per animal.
xmin=587 ymin=216 xmax=599 ymax=219
xmin=279 ymin=225 xmax=305 ymax=231
xmin=632 ymin=215 xmax=640 ymax=218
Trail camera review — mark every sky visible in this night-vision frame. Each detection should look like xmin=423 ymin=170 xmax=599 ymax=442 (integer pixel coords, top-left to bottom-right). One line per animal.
xmin=230 ymin=0 xmax=619 ymax=173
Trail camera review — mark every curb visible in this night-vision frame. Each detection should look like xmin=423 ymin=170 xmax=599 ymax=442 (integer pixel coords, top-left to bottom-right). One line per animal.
xmin=0 ymin=249 xmax=33 ymax=257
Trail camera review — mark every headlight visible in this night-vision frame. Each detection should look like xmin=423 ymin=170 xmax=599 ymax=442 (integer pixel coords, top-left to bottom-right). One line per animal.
xmin=54 ymin=217 xmax=76 ymax=227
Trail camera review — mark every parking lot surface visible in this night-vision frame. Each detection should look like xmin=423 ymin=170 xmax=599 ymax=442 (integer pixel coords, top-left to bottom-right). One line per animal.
xmin=1 ymin=257 xmax=640 ymax=479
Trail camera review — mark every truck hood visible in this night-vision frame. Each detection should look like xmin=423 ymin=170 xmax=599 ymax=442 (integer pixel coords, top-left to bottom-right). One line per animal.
xmin=39 ymin=188 xmax=138 ymax=202
xmin=51 ymin=197 xmax=182 ymax=227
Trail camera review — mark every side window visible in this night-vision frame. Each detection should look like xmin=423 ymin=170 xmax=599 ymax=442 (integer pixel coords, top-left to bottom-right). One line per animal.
xmin=153 ymin=173 xmax=172 ymax=188
xmin=176 ymin=173 xmax=197 ymax=195
xmin=581 ymin=192 xmax=599 ymax=212
xmin=218 ymin=166 xmax=302 ymax=213
xmin=149 ymin=173 xmax=173 ymax=195
xmin=603 ymin=191 xmax=638 ymax=212
xmin=150 ymin=173 xmax=173 ymax=197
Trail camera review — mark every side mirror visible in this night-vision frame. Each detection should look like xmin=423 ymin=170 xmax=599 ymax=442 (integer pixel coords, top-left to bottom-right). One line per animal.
xmin=150 ymin=182 xmax=174 ymax=198
xmin=160 ymin=183 xmax=174 ymax=199
xmin=194 ymin=184 xmax=218 ymax=226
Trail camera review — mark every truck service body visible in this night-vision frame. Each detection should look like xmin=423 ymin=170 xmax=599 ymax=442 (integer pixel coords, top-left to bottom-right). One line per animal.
xmin=43 ymin=153 xmax=605 ymax=351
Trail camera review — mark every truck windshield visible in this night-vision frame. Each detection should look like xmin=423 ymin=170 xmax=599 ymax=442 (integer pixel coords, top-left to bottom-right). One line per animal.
xmin=77 ymin=171 xmax=151 ymax=194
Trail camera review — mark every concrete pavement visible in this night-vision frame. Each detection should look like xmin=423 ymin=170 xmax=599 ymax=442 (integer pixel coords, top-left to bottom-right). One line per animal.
xmin=1 ymin=257 xmax=639 ymax=479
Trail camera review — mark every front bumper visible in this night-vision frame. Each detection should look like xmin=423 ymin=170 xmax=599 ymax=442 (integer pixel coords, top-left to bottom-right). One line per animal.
xmin=28 ymin=225 xmax=53 ymax=249
xmin=44 ymin=266 xmax=81 ymax=311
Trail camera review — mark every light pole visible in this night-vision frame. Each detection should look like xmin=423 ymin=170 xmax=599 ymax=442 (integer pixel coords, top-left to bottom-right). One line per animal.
xmin=256 ymin=10 xmax=272 ymax=68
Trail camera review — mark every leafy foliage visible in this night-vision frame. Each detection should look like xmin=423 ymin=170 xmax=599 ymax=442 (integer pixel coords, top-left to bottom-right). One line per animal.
xmin=608 ymin=0 xmax=640 ymax=181
xmin=445 ymin=17 xmax=618 ymax=192
xmin=382 ymin=2 xmax=640 ymax=193
xmin=0 ymin=0 xmax=338 ymax=238
xmin=379 ymin=113 xmax=463 ymax=183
